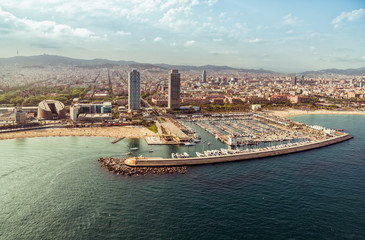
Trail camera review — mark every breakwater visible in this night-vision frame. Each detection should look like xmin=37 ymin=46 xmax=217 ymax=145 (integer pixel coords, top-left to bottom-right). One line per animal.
xmin=98 ymin=157 xmax=187 ymax=175
xmin=125 ymin=133 xmax=353 ymax=167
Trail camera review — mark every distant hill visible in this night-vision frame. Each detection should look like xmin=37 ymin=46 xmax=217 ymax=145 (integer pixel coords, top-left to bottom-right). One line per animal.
xmin=0 ymin=55 xmax=137 ymax=67
xmin=0 ymin=54 xmax=278 ymax=74
xmin=301 ymin=67 xmax=365 ymax=76
xmin=2 ymin=54 xmax=363 ymax=75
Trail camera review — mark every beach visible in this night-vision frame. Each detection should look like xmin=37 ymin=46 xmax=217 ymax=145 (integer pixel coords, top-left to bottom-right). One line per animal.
xmin=0 ymin=126 xmax=156 ymax=140
xmin=266 ymin=109 xmax=365 ymax=118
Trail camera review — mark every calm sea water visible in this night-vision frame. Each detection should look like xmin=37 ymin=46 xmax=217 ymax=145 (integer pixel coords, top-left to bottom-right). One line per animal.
xmin=1 ymin=115 xmax=365 ymax=239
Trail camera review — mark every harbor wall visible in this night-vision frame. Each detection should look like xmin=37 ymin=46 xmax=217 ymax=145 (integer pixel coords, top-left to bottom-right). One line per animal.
xmin=125 ymin=134 xmax=353 ymax=167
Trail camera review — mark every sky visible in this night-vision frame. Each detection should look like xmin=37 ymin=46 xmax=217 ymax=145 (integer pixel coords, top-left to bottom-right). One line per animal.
xmin=0 ymin=0 xmax=364 ymax=73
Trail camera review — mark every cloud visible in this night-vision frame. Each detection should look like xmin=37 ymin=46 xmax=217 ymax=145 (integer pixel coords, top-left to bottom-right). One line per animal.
xmin=248 ymin=38 xmax=267 ymax=44
xmin=0 ymin=7 xmax=99 ymax=40
xmin=185 ymin=40 xmax=195 ymax=46
xmin=154 ymin=37 xmax=162 ymax=42
xmin=332 ymin=8 xmax=364 ymax=28
xmin=282 ymin=14 xmax=303 ymax=26
xmin=116 ymin=30 xmax=131 ymax=36
xmin=206 ymin=0 xmax=218 ymax=6
xmin=170 ymin=42 xmax=177 ymax=46
xmin=210 ymin=50 xmax=238 ymax=55
xmin=158 ymin=4 xmax=198 ymax=31
xmin=213 ymin=38 xmax=223 ymax=42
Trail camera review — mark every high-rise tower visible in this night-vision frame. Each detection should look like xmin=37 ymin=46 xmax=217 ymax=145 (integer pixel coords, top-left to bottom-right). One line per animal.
xmin=128 ymin=70 xmax=140 ymax=111
xmin=168 ymin=69 xmax=180 ymax=110
xmin=202 ymin=70 xmax=207 ymax=83
xmin=291 ymin=76 xmax=297 ymax=85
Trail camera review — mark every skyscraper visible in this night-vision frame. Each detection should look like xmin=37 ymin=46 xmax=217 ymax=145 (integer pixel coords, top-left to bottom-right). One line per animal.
xmin=168 ymin=69 xmax=180 ymax=110
xmin=128 ymin=70 xmax=140 ymax=111
xmin=202 ymin=70 xmax=206 ymax=83
xmin=291 ymin=76 xmax=297 ymax=85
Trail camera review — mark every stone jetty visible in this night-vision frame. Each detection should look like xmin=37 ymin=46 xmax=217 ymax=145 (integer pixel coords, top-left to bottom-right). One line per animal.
xmin=98 ymin=157 xmax=187 ymax=175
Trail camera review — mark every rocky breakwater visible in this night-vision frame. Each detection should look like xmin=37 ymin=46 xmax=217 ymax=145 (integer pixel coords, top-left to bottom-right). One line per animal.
xmin=98 ymin=157 xmax=187 ymax=176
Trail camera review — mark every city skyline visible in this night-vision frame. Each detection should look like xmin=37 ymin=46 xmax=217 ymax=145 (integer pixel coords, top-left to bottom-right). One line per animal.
xmin=0 ymin=0 xmax=364 ymax=72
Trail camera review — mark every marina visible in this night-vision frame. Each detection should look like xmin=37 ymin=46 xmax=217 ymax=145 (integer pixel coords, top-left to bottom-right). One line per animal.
xmin=125 ymin=133 xmax=353 ymax=166
xmin=176 ymin=113 xmax=312 ymax=146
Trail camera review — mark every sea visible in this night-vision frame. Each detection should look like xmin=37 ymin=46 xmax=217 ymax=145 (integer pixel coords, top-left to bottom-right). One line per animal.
xmin=0 ymin=114 xmax=364 ymax=239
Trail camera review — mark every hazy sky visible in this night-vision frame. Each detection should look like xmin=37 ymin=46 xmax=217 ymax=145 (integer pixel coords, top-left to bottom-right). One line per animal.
xmin=0 ymin=0 xmax=364 ymax=72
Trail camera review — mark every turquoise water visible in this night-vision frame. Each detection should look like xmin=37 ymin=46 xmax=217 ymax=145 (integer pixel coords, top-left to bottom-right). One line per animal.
xmin=1 ymin=115 xmax=365 ymax=239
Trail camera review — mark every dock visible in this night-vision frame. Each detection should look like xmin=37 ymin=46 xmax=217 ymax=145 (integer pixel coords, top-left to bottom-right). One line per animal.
xmin=125 ymin=133 xmax=353 ymax=167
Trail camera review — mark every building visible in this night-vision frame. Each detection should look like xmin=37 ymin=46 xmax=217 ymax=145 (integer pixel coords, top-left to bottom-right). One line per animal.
xmin=70 ymin=102 xmax=112 ymax=121
xmin=151 ymin=97 xmax=168 ymax=106
xmin=202 ymin=70 xmax=207 ymax=83
xmin=0 ymin=108 xmax=26 ymax=124
xmin=251 ymin=104 xmax=262 ymax=111
xmin=128 ymin=70 xmax=140 ymax=111
xmin=38 ymin=100 xmax=66 ymax=120
xmin=291 ymin=76 xmax=297 ymax=85
xmin=168 ymin=69 xmax=181 ymax=110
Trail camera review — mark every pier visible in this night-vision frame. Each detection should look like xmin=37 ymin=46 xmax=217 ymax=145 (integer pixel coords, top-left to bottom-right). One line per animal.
xmin=125 ymin=133 xmax=353 ymax=167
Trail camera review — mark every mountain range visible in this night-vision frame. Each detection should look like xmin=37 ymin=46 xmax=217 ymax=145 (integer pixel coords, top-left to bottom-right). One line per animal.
xmin=0 ymin=54 xmax=364 ymax=76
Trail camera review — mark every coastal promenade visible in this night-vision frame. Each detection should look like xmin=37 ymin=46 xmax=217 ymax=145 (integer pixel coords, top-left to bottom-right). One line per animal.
xmin=125 ymin=133 xmax=353 ymax=167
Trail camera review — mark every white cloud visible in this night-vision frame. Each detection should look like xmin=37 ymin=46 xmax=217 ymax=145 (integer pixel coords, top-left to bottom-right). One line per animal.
xmin=248 ymin=38 xmax=266 ymax=44
xmin=159 ymin=5 xmax=198 ymax=31
xmin=185 ymin=40 xmax=195 ymax=46
xmin=206 ymin=0 xmax=218 ymax=6
xmin=154 ymin=37 xmax=162 ymax=42
xmin=282 ymin=14 xmax=303 ymax=26
xmin=116 ymin=30 xmax=131 ymax=36
xmin=0 ymin=7 xmax=99 ymax=40
xmin=213 ymin=38 xmax=223 ymax=42
xmin=210 ymin=50 xmax=238 ymax=55
xmin=332 ymin=8 xmax=364 ymax=28
xmin=170 ymin=42 xmax=177 ymax=46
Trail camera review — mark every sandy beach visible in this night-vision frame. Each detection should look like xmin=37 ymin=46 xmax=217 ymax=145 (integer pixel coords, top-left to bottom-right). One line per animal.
xmin=265 ymin=109 xmax=365 ymax=118
xmin=0 ymin=126 xmax=157 ymax=140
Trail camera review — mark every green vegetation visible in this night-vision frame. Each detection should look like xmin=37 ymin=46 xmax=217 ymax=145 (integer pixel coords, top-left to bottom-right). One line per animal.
xmin=0 ymin=86 xmax=90 ymax=106
xmin=147 ymin=123 xmax=158 ymax=133
xmin=141 ymin=92 xmax=150 ymax=99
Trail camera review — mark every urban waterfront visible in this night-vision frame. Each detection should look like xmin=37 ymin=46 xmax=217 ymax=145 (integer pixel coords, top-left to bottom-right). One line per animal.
xmin=1 ymin=115 xmax=365 ymax=239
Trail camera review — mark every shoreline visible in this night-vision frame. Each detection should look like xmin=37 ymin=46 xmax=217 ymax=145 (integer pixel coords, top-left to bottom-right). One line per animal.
xmin=0 ymin=126 xmax=156 ymax=141
xmin=265 ymin=109 xmax=365 ymax=118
